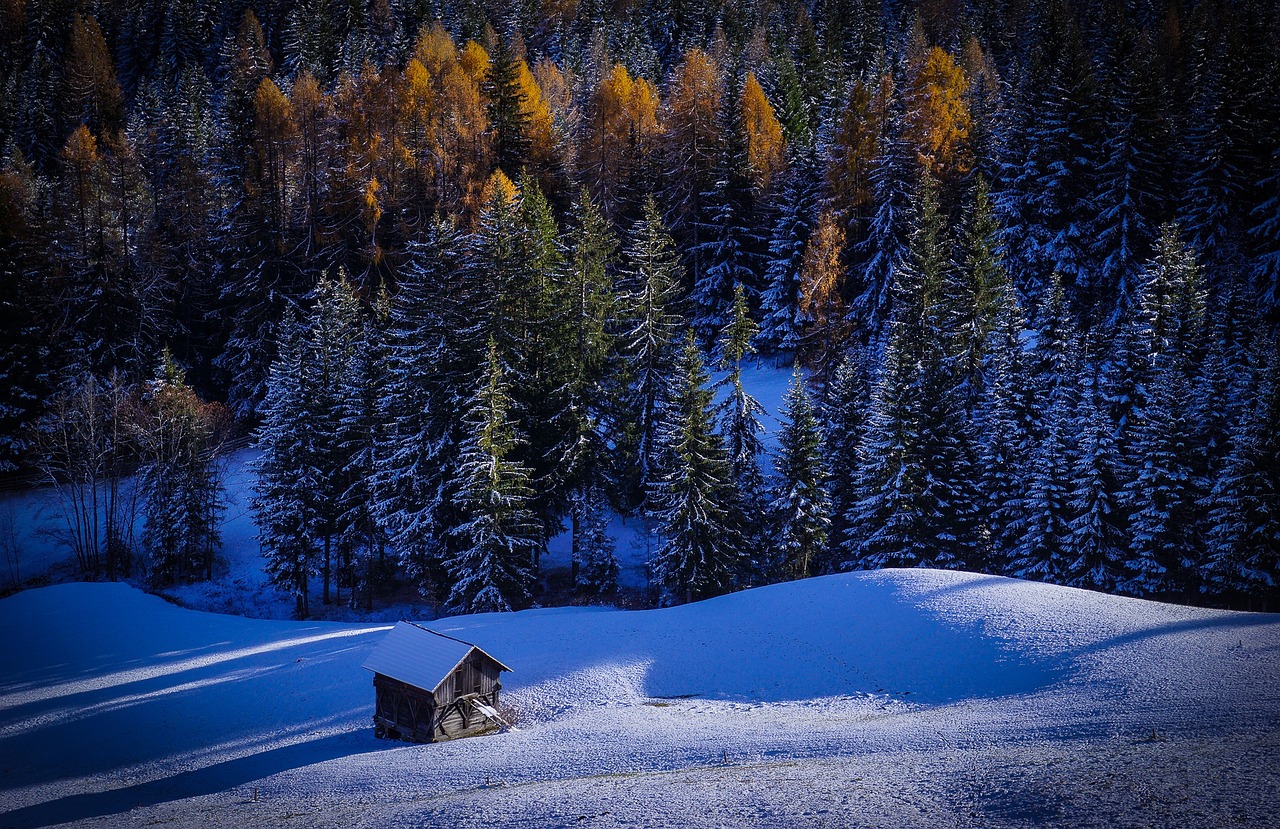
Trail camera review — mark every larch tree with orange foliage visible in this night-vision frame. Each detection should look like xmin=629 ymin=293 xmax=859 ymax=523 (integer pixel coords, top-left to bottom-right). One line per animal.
xmin=826 ymin=78 xmax=883 ymax=233
xmin=663 ymin=48 xmax=723 ymax=289
xmin=250 ymin=77 xmax=297 ymax=250
xmin=741 ymin=73 xmax=785 ymax=193
xmin=902 ymin=46 xmax=972 ymax=181
xmin=64 ymin=15 xmax=123 ymax=134
xmin=797 ymin=210 xmax=850 ymax=375
xmin=583 ymin=63 xmax=661 ymax=222
xmin=291 ymin=71 xmax=335 ymax=253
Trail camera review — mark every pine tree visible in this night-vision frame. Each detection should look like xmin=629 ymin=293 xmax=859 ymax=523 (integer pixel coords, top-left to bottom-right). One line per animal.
xmin=950 ymin=175 xmax=1008 ymax=419
xmin=573 ymin=486 xmax=620 ymax=599
xmin=1065 ymin=366 xmax=1129 ymax=592
xmin=759 ymin=145 xmax=819 ymax=354
xmin=339 ymin=288 xmax=389 ymax=611
xmin=851 ymin=115 xmax=913 ymax=337
xmin=1202 ymin=345 xmax=1280 ymax=605
xmin=980 ymin=281 xmax=1033 ymax=571
xmin=377 ymin=219 xmax=470 ymax=600
xmin=846 ymin=174 xmax=978 ymax=570
xmin=253 ymin=315 xmax=318 ymax=618
xmin=691 ymin=73 xmax=766 ymax=343
xmin=552 ymin=191 xmax=622 ymax=584
xmin=484 ymin=33 xmax=531 ymax=176
xmin=717 ymin=284 xmax=767 ymax=569
xmin=618 ymin=197 xmax=685 ymax=509
xmin=446 ymin=340 xmax=540 ymax=614
xmin=824 ymin=342 xmax=873 ymax=565
xmin=1120 ymin=224 xmax=1209 ymax=596
xmin=649 ymin=332 xmax=740 ymax=603
xmin=307 ymin=273 xmax=362 ymax=605
xmin=771 ymin=368 xmax=830 ymax=579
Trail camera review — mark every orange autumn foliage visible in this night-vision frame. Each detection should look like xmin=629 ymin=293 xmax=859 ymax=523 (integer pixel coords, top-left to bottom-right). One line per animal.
xmin=741 ymin=72 xmax=785 ymax=191
xmin=902 ymin=46 xmax=972 ymax=180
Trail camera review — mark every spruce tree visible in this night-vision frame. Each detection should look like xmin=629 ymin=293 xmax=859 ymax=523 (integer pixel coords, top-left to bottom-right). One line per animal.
xmin=307 ymin=273 xmax=361 ymax=605
xmin=1202 ymin=346 xmax=1280 ymax=605
xmin=1065 ymin=369 xmax=1129 ymax=591
xmin=446 ymin=340 xmax=540 ymax=614
xmin=648 ymin=332 xmax=740 ymax=603
xmin=553 ymin=191 xmax=622 ymax=587
xmin=717 ymin=284 xmax=768 ymax=569
xmin=484 ymin=33 xmax=531 ymax=177
xmin=759 ymin=145 xmax=819 ymax=354
xmin=253 ymin=315 xmax=318 ymax=618
xmin=846 ymin=173 xmax=979 ymax=570
xmin=618 ymin=197 xmax=685 ymax=510
xmin=377 ymin=219 xmax=470 ymax=600
xmin=1120 ymin=224 xmax=1209 ymax=596
xmin=338 ymin=288 xmax=389 ymax=611
xmin=771 ymin=368 xmax=830 ymax=579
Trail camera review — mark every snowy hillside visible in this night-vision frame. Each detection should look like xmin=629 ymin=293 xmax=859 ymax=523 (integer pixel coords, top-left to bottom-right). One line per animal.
xmin=2 ymin=569 xmax=1277 ymax=828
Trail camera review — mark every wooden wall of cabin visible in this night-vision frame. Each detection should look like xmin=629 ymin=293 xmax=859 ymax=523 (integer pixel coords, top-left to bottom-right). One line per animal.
xmin=430 ymin=654 xmax=504 ymax=740
xmin=373 ymin=674 xmax=436 ymax=742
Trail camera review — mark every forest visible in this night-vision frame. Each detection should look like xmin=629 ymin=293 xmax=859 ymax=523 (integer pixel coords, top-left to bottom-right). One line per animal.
xmin=0 ymin=0 xmax=1277 ymax=614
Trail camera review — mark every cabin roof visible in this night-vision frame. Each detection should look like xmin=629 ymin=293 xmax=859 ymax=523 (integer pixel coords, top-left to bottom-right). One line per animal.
xmin=361 ymin=621 xmax=511 ymax=693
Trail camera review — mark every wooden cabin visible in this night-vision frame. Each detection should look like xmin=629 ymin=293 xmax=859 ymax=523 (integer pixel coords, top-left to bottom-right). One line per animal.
xmin=361 ymin=621 xmax=512 ymax=743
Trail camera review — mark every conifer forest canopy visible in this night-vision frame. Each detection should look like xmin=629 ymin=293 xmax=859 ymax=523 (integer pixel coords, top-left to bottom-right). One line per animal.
xmin=0 ymin=0 xmax=1277 ymax=612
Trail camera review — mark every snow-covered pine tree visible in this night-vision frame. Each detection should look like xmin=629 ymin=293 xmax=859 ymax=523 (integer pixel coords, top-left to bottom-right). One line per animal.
xmin=338 ymin=287 xmax=389 ymax=611
xmin=979 ymin=279 xmax=1033 ymax=572
xmin=1122 ymin=362 xmax=1202 ymax=597
xmin=552 ymin=191 xmax=621 ymax=588
xmin=771 ymin=368 xmax=831 ymax=579
xmin=1250 ymin=146 xmax=1280 ymax=317
xmin=376 ymin=218 xmax=470 ymax=601
xmin=1092 ymin=30 xmax=1166 ymax=320
xmin=950 ymin=174 xmax=1008 ymax=421
xmin=509 ymin=179 xmax=567 ymax=540
xmin=845 ymin=173 xmax=978 ymax=571
xmin=850 ymin=111 xmax=913 ymax=339
xmin=823 ymin=341 xmax=873 ymax=565
xmin=306 ymin=272 xmax=361 ymax=605
xmin=253 ymin=314 xmax=318 ymax=618
xmin=717 ymin=284 xmax=768 ymax=570
xmin=574 ymin=485 xmax=620 ymax=599
xmin=691 ymin=72 xmax=766 ymax=343
xmin=1064 ymin=365 xmax=1129 ymax=591
xmin=1007 ymin=273 xmax=1079 ymax=580
xmin=648 ymin=332 xmax=741 ymax=603
xmin=1202 ymin=342 xmax=1280 ymax=606
xmin=759 ymin=144 xmax=819 ymax=355
xmin=1120 ymin=224 xmax=1209 ymax=597
xmin=617 ymin=196 xmax=685 ymax=511
xmin=446 ymin=340 xmax=540 ymax=614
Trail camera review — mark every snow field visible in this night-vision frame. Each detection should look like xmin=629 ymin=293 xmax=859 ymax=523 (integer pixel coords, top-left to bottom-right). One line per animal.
xmin=1 ymin=568 xmax=1278 ymax=827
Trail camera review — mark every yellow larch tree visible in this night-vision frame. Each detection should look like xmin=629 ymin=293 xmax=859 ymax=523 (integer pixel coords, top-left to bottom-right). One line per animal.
xmin=902 ymin=46 xmax=972 ymax=181
xmin=826 ymin=77 xmax=882 ymax=231
xmin=797 ymin=210 xmax=850 ymax=371
xmin=741 ymin=72 xmax=785 ymax=192
xmin=250 ymin=77 xmax=296 ymax=248
xmin=583 ymin=63 xmax=660 ymax=220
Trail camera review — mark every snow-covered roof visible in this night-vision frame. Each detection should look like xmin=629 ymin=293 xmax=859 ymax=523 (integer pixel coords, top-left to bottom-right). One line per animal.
xmin=361 ymin=622 xmax=511 ymax=692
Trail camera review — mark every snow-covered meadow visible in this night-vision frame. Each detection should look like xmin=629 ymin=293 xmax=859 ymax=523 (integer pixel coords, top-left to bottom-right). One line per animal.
xmin=2 ymin=569 xmax=1278 ymax=828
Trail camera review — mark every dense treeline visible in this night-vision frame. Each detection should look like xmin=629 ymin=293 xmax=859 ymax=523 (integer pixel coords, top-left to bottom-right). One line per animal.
xmin=1 ymin=0 xmax=1277 ymax=611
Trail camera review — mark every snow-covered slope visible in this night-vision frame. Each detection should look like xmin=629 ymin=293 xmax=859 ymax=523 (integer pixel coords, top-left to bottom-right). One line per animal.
xmin=2 ymin=570 xmax=1278 ymax=828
